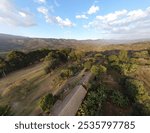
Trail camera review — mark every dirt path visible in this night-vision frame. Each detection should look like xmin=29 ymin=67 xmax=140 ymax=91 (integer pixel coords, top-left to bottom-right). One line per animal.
xmin=0 ymin=63 xmax=44 ymax=93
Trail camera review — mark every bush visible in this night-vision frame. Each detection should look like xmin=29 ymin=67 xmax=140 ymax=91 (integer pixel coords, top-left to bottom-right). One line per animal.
xmin=44 ymin=59 xmax=60 ymax=74
xmin=77 ymin=85 xmax=107 ymax=116
xmin=91 ymin=65 xmax=107 ymax=76
xmin=0 ymin=49 xmax=51 ymax=77
xmin=110 ymin=63 xmax=137 ymax=75
xmin=108 ymin=55 xmax=119 ymax=63
xmin=94 ymin=53 xmax=103 ymax=58
xmin=111 ymin=90 xmax=129 ymax=107
xmin=125 ymin=79 xmax=149 ymax=103
xmin=118 ymin=50 xmax=128 ymax=62
xmin=39 ymin=93 xmax=55 ymax=113
xmin=133 ymin=51 xmax=149 ymax=58
xmin=84 ymin=61 xmax=92 ymax=70
xmin=60 ymin=69 xmax=73 ymax=79
xmin=99 ymin=65 xmax=107 ymax=73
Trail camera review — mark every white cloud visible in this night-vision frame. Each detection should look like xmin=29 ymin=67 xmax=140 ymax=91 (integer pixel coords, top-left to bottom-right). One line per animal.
xmin=76 ymin=15 xmax=88 ymax=19
xmin=87 ymin=5 xmax=99 ymax=15
xmin=0 ymin=0 xmax=36 ymax=27
xmin=55 ymin=16 xmax=75 ymax=27
xmin=37 ymin=0 xmax=46 ymax=4
xmin=37 ymin=6 xmax=53 ymax=23
xmin=96 ymin=10 xmax=127 ymax=22
xmin=37 ymin=6 xmax=75 ymax=27
xmin=18 ymin=11 xmax=27 ymax=17
xmin=84 ymin=7 xmax=150 ymax=39
xmin=37 ymin=6 xmax=48 ymax=15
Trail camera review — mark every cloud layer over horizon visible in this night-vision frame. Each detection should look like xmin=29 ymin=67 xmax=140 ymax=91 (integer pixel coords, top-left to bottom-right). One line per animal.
xmin=0 ymin=0 xmax=150 ymax=39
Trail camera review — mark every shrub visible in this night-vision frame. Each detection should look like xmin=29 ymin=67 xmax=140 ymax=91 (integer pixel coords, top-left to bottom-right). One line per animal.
xmin=39 ymin=93 xmax=55 ymax=113
xmin=77 ymin=85 xmax=107 ymax=116
xmin=99 ymin=65 xmax=107 ymax=73
xmin=91 ymin=65 xmax=107 ymax=76
xmin=118 ymin=50 xmax=128 ymax=62
xmin=60 ymin=69 xmax=73 ymax=79
xmin=111 ymin=90 xmax=129 ymax=107
xmin=133 ymin=51 xmax=149 ymax=58
xmin=94 ymin=53 xmax=103 ymax=58
xmin=108 ymin=55 xmax=119 ymax=63
xmin=84 ymin=61 xmax=92 ymax=70
xmin=110 ymin=63 xmax=137 ymax=75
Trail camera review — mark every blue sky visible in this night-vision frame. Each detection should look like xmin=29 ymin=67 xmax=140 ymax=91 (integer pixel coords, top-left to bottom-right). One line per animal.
xmin=0 ymin=0 xmax=150 ymax=39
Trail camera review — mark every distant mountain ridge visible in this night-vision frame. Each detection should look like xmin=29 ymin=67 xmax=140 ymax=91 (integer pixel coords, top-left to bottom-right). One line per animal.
xmin=0 ymin=33 xmax=150 ymax=52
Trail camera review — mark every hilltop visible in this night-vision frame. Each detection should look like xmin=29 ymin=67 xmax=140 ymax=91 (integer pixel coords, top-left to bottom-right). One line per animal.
xmin=1 ymin=33 xmax=150 ymax=53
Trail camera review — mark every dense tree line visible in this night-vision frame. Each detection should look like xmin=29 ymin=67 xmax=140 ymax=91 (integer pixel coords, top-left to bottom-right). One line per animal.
xmin=0 ymin=49 xmax=51 ymax=78
xmin=77 ymin=84 xmax=108 ymax=116
xmin=44 ymin=48 xmax=85 ymax=74
xmin=44 ymin=49 xmax=71 ymax=74
xmin=120 ymin=77 xmax=150 ymax=115
xmin=107 ymin=50 xmax=137 ymax=75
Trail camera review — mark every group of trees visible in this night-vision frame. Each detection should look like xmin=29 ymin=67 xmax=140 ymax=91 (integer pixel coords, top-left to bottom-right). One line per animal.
xmin=77 ymin=81 xmax=129 ymax=116
xmin=120 ymin=77 xmax=150 ymax=115
xmin=44 ymin=48 xmax=85 ymax=74
xmin=77 ymin=84 xmax=108 ymax=116
xmin=44 ymin=49 xmax=71 ymax=74
xmin=111 ymin=90 xmax=129 ymax=108
xmin=90 ymin=65 xmax=107 ymax=78
xmin=0 ymin=49 xmax=51 ymax=78
xmin=108 ymin=50 xmax=137 ymax=75
xmin=133 ymin=51 xmax=149 ymax=58
xmin=60 ymin=64 xmax=82 ymax=79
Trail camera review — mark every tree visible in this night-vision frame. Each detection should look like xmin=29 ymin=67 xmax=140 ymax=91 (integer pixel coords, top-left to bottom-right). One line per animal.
xmin=68 ymin=51 xmax=77 ymax=61
xmin=108 ymin=55 xmax=119 ymax=63
xmin=39 ymin=93 xmax=55 ymax=113
xmin=99 ymin=65 xmax=107 ymax=73
xmin=118 ymin=50 xmax=128 ymax=62
xmin=60 ymin=69 xmax=73 ymax=79
xmin=91 ymin=65 xmax=100 ymax=76
xmin=133 ymin=51 xmax=149 ymax=58
xmin=84 ymin=61 xmax=92 ymax=70
xmin=44 ymin=59 xmax=60 ymax=74
xmin=91 ymin=65 xmax=107 ymax=76
xmin=6 ymin=51 xmax=27 ymax=71
xmin=125 ymin=79 xmax=149 ymax=103
xmin=94 ymin=53 xmax=103 ymax=58
xmin=0 ymin=58 xmax=8 ymax=77
xmin=111 ymin=90 xmax=129 ymax=107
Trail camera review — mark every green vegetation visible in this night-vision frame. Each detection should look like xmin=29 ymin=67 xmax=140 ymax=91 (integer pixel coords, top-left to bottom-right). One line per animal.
xmin=0 ymin=105 xmax=12 ymax=116
xmin=91 ymin=65 xmax=107 ymax=76
xmin=39 ymin=93 xmax=55 ymax=113
xmin=84 ymin=61 xmax=92 ymax=70
xmin=122 ymin=78 xmax=150 ymax=115
xmin=108 ymin=55 xmax=119 ymax=63
xmin=0 ymin=49 xmax=51 ymax=78
xmin=133 ymin=51 xmax=149 ymax=58
xmin=1 ymin=45 xmax=150 ymax=116
xmin=77 ymin=84 xmax=108 ymax=116
xmin=111 ymin=90 xmax=129 ymax=108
